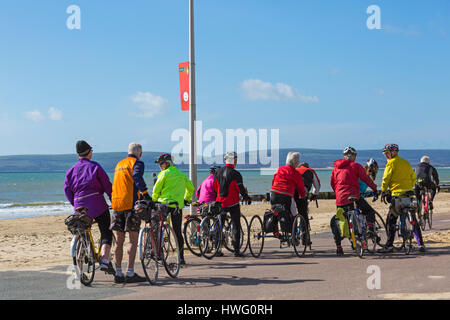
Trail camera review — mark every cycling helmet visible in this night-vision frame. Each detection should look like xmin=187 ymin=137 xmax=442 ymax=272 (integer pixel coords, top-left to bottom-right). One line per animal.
xmin=155 ymin=153 xmax=172 ymax=164
xmin=343 ymin=146 xmax=357 ymax=156
xmin=209 ymin=166 xmax=221 ymax=174
xmin=224 ymin=151 xmax=237 ymax=161
xmin=300 ymin=162 xmax=309 ymax=168
xmin=367 ymin=158 xmax=379 ymax=172
xmin=382 ymin=144 xmax=399 ymax=153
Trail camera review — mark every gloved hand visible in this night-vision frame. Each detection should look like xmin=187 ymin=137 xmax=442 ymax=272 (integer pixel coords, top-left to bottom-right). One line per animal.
xmin=142 ymin=192 xmax=151 ymax=200
xmin=380 ymin=191 xmax=390 ymax=204
xmin=309 ymin=194 xmax=318 ymax=201
xmin=372 ymin=191 xmax=379 ymax=202
xmin=437 ymin=186 xmax=441 ymax=193
xmin=244 ymin=195 xmax=252 ymax=205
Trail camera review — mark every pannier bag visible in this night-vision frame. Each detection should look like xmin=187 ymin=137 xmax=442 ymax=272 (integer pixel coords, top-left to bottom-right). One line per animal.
xmin=278 ymin=210 xmax=293 ymax=233
xmin=64 ymin=213 xmax=92 ymax=234
xmin=263 ymin=210 xmax=277 ymax=233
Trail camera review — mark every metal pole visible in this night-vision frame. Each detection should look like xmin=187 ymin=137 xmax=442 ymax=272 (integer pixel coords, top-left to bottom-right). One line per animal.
xmin=189 ymin=0 xmax=197 ymax=214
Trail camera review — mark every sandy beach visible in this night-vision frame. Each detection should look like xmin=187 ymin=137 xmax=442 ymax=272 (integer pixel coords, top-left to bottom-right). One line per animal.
xmin=1 ymin=193 xmax=450 ymax=272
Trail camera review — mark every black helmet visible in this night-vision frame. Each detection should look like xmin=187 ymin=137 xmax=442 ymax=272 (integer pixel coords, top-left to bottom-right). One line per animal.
xmin=209 ymin=166 xmax=221 ymax=174
xmin=155 ymin=153 xmax=172 ymax=164
xmin=367 ymin=158 xmax=379 ymax=172
xmin=300 ymin=162 xmax=309 ymax=168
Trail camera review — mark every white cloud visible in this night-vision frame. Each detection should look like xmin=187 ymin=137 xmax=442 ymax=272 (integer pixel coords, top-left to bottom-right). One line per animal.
xmin=24 ymin=110 xmax=45 ymax=122
xmin=130 ymin=91 xmax=168 ymax=118
xmin=240 ymin=79 xmax=319 ymax=103
xmin=48 ymin=107 xmax=63 ymax=120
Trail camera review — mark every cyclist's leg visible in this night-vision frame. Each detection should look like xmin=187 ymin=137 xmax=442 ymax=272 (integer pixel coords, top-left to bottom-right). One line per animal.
xmin=330 ymin=215 xmax=342 ymax=246
xmin=356 ymin=198 xmax=376 ymax=231
xmin=111 ymin=211 xmax=126 ymax=271
xmin=385 ymin=205 xmax=399 ymax=248
xmin=225 ymin=205 xmax=242 ymax=252
xmin=169 ymin=207 xmax=184 ymax=260
xmin=94 ymin=209 xmax=113 ymax=260
xmin=295 ymin=197 xmax=309 ymax=229
xmin=123 ymin=210 xmax=141 ymax=272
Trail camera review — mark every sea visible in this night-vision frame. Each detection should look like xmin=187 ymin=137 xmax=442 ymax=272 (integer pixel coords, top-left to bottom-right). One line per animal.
xmin=1 ymin=168 xmax=450 ymax=220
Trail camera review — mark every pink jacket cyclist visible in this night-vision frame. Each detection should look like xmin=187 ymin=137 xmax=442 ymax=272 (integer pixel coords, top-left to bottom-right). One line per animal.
xmin=196 ymin=167 xmax=220 ymax=203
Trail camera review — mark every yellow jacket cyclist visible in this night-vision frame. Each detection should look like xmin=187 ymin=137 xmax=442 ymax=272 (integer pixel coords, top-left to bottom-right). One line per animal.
xmin=381 ymin=154 xmax=416 ymax=197
xmin=152 ymin=154 xmax=195 ymax=265
xmin=379 ymin=144 xmax=425 ymax=253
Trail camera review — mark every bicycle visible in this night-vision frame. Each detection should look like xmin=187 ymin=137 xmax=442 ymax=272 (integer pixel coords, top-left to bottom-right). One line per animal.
xmin=248 ymin=203 xmax=298 ymax=258
xmin=386 ymin=191 xmax=421 ymax=255
xmin=291 ymin=195 xmax=318 ymax=257
xmin=65 ymin=207 xmax=116 ymax=286
xmin=183 ymin=202 xmax=212 ymax=257
xmin=198 ymin=202 xmax=249 ymax=259
xmin=135 ymin=200 xmax=180 ymax=285
xmin=416 ymin=180 xmax=433 ymax=231
xmin=345 ymin=194 xmax=386 ymax=258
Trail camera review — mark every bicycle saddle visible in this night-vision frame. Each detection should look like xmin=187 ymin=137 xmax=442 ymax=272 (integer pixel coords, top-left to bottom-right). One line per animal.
xmin=348 ymin=196 xmax=358 ymax=202
xmin=75 ymin=207 xmax=89 ymax=214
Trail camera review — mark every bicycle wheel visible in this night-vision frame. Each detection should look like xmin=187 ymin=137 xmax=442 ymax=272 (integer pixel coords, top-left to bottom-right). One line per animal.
xmin=183 ymin=217 xmax=202 ymax=257
xmin=428 ymin=207 xmax=433 ymax=230
xmin=240 ymin=215 xmax=249 ymax=254
xmin=161 ymin=223 xmax=180 ymax=278
xmin=374 ymin=212 xmax=388 ymax=248
xmin=199 ymin=216 xmax=221 ymax=259
xmin=223 ymin=216 xmax=234 ymax=253
xmin=350 ymin=216 xmax=364 ymax=258
xmin=248 ymin=215 xmax=264 ymax=258
xmin=292 ymin=214 xmax=309 ymax=257
xmin=419 ymin=195 xmax=426 ymax=231
xmin=403 ymin=226 xmax=413 ymax=255
xmin=73 ymin=232 xmax=95 ymax=286
xmin=224 ymin=215 xmax=249 ymax=253
xmin=139 ymin=227 xmax=158 ymax=285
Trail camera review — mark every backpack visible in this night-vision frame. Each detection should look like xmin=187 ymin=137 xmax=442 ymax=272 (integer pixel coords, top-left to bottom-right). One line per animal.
xmin=263 ymin=210 xmax=277 ymax=233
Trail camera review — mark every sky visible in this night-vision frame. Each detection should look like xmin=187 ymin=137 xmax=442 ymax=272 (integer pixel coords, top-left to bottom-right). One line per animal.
xmin=0 ymin=0 xmax=449 ymax=156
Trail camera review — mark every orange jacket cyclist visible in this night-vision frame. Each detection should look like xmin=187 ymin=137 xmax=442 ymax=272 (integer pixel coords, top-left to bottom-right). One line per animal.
xmin=111 ymin=142 xmax=149 ymax=284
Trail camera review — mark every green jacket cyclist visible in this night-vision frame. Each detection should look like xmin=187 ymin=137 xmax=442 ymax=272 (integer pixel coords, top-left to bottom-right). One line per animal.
xmin=152 ymin=154 xmax=194 ymax=265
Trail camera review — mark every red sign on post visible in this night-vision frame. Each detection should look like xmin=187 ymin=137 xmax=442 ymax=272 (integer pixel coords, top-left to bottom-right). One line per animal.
xmin=179 ymin=62 xmax=190 ymax=111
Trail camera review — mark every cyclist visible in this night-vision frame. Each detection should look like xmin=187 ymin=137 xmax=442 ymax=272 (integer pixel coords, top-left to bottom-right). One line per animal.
xmin=64 ymin=140 xmax=115 ymax=275
xmin=378 ymin=144 xmax=426 ymax=253
xmin=358 ymin=158 xmax=380 ymax=237
xmin=214 ymin=152 xmax=251 ymax=257
xmin=330 ymin=147 xmax=378 ymax=256
xmin=414 ymin=156 xmax=440 ymax=210
xmin=152 ymin=154 xmax=195 ymax=265
xmin=111 ymin=142 xmax=149 ymax=283
xmin=196 ymin=166 xmax=220 ymax=204
xmin=294 ymin=162 xmax=320 ymax=244
xmin=271 ymin=152 xmax=306 ymax=234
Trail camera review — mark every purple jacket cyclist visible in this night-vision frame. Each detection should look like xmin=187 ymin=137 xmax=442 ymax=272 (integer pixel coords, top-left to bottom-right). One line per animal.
xmin=64 ymin=140 xmax=116 ymax=276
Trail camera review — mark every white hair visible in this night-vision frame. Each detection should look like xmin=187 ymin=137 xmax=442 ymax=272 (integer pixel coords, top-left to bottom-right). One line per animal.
xmin=128 ymin=142 xmax=142 ymax=157
xmin=286 ymin=152 xmax=300 ymax=167
xmin=421 ymin=156 xmax=430 ymax=164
